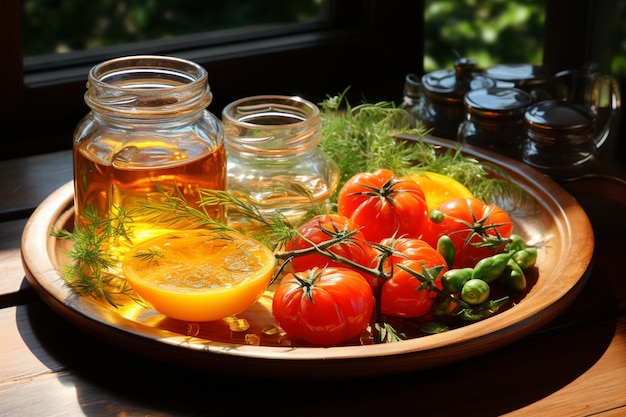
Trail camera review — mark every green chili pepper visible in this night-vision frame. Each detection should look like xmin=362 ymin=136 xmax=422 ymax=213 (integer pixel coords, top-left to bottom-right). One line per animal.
xmin=436 ymin=235 xmax=456 ymax=269
xmin=461 ymin=278 xmax=490 ymax=305
xmin=506 ymin=233 xmax=527 ymax=253
xmin=512 ymin=247 xmax=537 ymax=270
xmin=441 ymin=267 xmax=473 ymax=293
xmin=472 ymin=252 xmax=511 ymax=283
xmin=500 ymin=259 xmax=527 ymax=291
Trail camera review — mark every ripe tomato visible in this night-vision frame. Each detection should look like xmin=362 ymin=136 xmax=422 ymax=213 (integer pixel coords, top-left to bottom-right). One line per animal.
xmin=379 ymin=237 xmax=448 ymax=318
xmin=337 ymin=169 xmax=428 ymax=243
xmin=422 ymin=197 xmax=514 ymax=269
xmin=284 ymin=214 xmax=374 ymax=273
xmin=272 ymin=267 xmax=374 ymax=346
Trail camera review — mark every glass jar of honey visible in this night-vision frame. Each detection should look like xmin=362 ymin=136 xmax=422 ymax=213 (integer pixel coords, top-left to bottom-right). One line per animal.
xmin=222 ymin=95 xmax=340 ymax=225
xmin=73 ymin=55 xmax=226 ymax=237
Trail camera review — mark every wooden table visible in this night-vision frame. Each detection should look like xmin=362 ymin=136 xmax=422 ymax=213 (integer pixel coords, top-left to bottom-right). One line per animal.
xmin=1 ymin=147 xmax=625 ymax=417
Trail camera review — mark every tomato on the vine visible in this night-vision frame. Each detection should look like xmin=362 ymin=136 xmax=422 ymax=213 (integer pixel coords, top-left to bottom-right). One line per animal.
xmin=378 ymin=237 xmax=448 ymax=318
xmin=284 ymin=214 xmax=374 ymax=273
xmin=272 ymin=267 xmax=374 ymax=346
xmin=337 ymin=169 xmax=429 ymax=242
xmin=422 ymin=197 xmax=513 ymax=269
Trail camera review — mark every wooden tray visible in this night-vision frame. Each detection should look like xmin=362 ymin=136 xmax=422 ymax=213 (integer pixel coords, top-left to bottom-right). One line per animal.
xmin=21 ymin=137 xmax=594 ymax=379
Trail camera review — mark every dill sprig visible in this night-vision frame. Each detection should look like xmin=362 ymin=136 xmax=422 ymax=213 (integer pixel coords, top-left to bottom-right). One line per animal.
xmin=51 ymin=205 xmax=138 ymax=307
xmin=319 ymin=89 xmax=529 ymax=206
xmin=134 ymin=183 xmax=234 ymax=232
xmin=197 ymin=189 xmax=295 ymax=249
xmin=319 ymin=89 xmax=429 ymax=199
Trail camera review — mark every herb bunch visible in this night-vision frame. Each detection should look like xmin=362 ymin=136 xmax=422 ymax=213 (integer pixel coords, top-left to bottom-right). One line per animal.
xmin=52 ymin=205 xmax=138 ymax=306
xmin=318 ymin=89 xmax=527 ymax=206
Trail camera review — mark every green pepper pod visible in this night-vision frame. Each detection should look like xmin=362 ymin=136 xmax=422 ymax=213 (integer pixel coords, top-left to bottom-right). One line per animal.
xmin=506 ymin=233 xmax=527 ymax=253
xmin=441 ymin=267 xmax=473 ymax=293
xmin=461 ymin=278 xmax=490 ymax=305
xmin=500 ymin=259 xmax=527 ymax=291
xmin=512 ymin=247 xmax=537 ymax=270
xmin=472 ymin=252 xmax=511 ymax=283
xmin=436 ymin=235 xmax=456 ymax=269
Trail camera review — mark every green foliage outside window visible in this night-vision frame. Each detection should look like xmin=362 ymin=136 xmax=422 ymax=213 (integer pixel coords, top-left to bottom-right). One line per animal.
xmin=424 ymin=0 xmax=545 ymax=72
xmin=21 ymin=0 xmax=322 ymax=55
xmin=20 ymin=0 xmax=625 ymax=78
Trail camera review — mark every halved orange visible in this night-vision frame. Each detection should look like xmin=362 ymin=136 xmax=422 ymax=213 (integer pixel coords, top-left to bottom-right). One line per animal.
xmin=403 ymin=171 xmax=474 ymax=211
xmin=122 ymin=229 xmax=276 ymax=322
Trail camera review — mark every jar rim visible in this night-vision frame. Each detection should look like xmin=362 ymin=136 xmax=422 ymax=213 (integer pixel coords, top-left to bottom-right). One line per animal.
xmin=222 ymin=95 xmax=320 ymax=128
xmin=85 ymin=55 xmax=212 ymax=115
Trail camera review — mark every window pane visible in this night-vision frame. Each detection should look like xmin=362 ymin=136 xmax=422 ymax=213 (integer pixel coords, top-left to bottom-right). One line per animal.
xmin=424 ymin=0 xmax=545 ymax=72
xmin=21 ymin=0 xmax=324 ymax=57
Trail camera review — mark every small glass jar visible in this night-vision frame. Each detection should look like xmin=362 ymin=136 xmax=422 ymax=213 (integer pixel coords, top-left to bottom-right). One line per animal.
xmin=458 ymin=87 xmax=533 ymax=159
xmin=420 ymin=58 xmax=496 ymax=140
xmin=399 ymin=73 xmax=424 ymax=127
xmin=73 ymin=55 xmax=226 ymax=234
xmin=222 ymin=95 xmax=340 ymax=225
xmin=522 ymin=100 xmax=597 ymax=178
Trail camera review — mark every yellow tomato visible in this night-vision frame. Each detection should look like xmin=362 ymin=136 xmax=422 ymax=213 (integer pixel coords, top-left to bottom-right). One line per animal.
xmin=403 ymin=171 xmax=474 ymax=211
xmin=122 ymin=230 xmax=276 ymax=322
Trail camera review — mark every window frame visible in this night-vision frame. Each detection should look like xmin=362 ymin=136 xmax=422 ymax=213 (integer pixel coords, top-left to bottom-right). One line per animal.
xmin=2 ymin=0 xmax=425 ymax=159
xmin=2 ymin=0 xmax=615 ymax=160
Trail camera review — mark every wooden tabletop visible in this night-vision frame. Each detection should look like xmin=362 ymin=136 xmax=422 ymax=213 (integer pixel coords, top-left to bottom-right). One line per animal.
xmin=1 ymin=146 xmax=625 ymax=417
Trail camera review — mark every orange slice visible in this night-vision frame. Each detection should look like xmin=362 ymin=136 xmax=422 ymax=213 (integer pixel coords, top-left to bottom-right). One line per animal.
xmin=122 ymin=230 xmax=276 ymax=322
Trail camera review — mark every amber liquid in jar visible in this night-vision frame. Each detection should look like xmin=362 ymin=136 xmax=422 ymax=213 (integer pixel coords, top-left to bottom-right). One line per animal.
xmin=74 ymin=137 xmax=226 ymax=240
xmin=73 ymin=56 xmax=226 ymax=243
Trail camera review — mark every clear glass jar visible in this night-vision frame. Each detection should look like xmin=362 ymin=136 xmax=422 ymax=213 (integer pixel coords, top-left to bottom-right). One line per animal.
xmin=222 ymin=95 xmax=340 ymax=225
xmin=73 ymin=55 xmax=226 ymax=235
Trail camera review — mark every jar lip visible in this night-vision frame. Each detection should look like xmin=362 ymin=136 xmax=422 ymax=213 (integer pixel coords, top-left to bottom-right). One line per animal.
xmin=464 ymin=87 xmax=533 ymax=117
xmin=222 ymin=95 xmax=320 ymax=128
xmin=85 ymin=55 xmax=212 ymax=114
xmin=524 ymin=99 xmax=594 ymax=133
xmin=89 ymin=55 xmax=208 ymax=90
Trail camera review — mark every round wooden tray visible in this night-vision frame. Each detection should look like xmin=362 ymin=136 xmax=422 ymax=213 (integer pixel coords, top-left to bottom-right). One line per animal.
xmin=21 ymin=137 xmax=594 ymax=379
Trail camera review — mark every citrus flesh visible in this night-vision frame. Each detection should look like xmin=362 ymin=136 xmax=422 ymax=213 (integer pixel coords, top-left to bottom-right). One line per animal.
xmin=403 ymin=171 xmax=474 ymax=211
xmin=122 ymin=230 xmax=276 ymax=322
